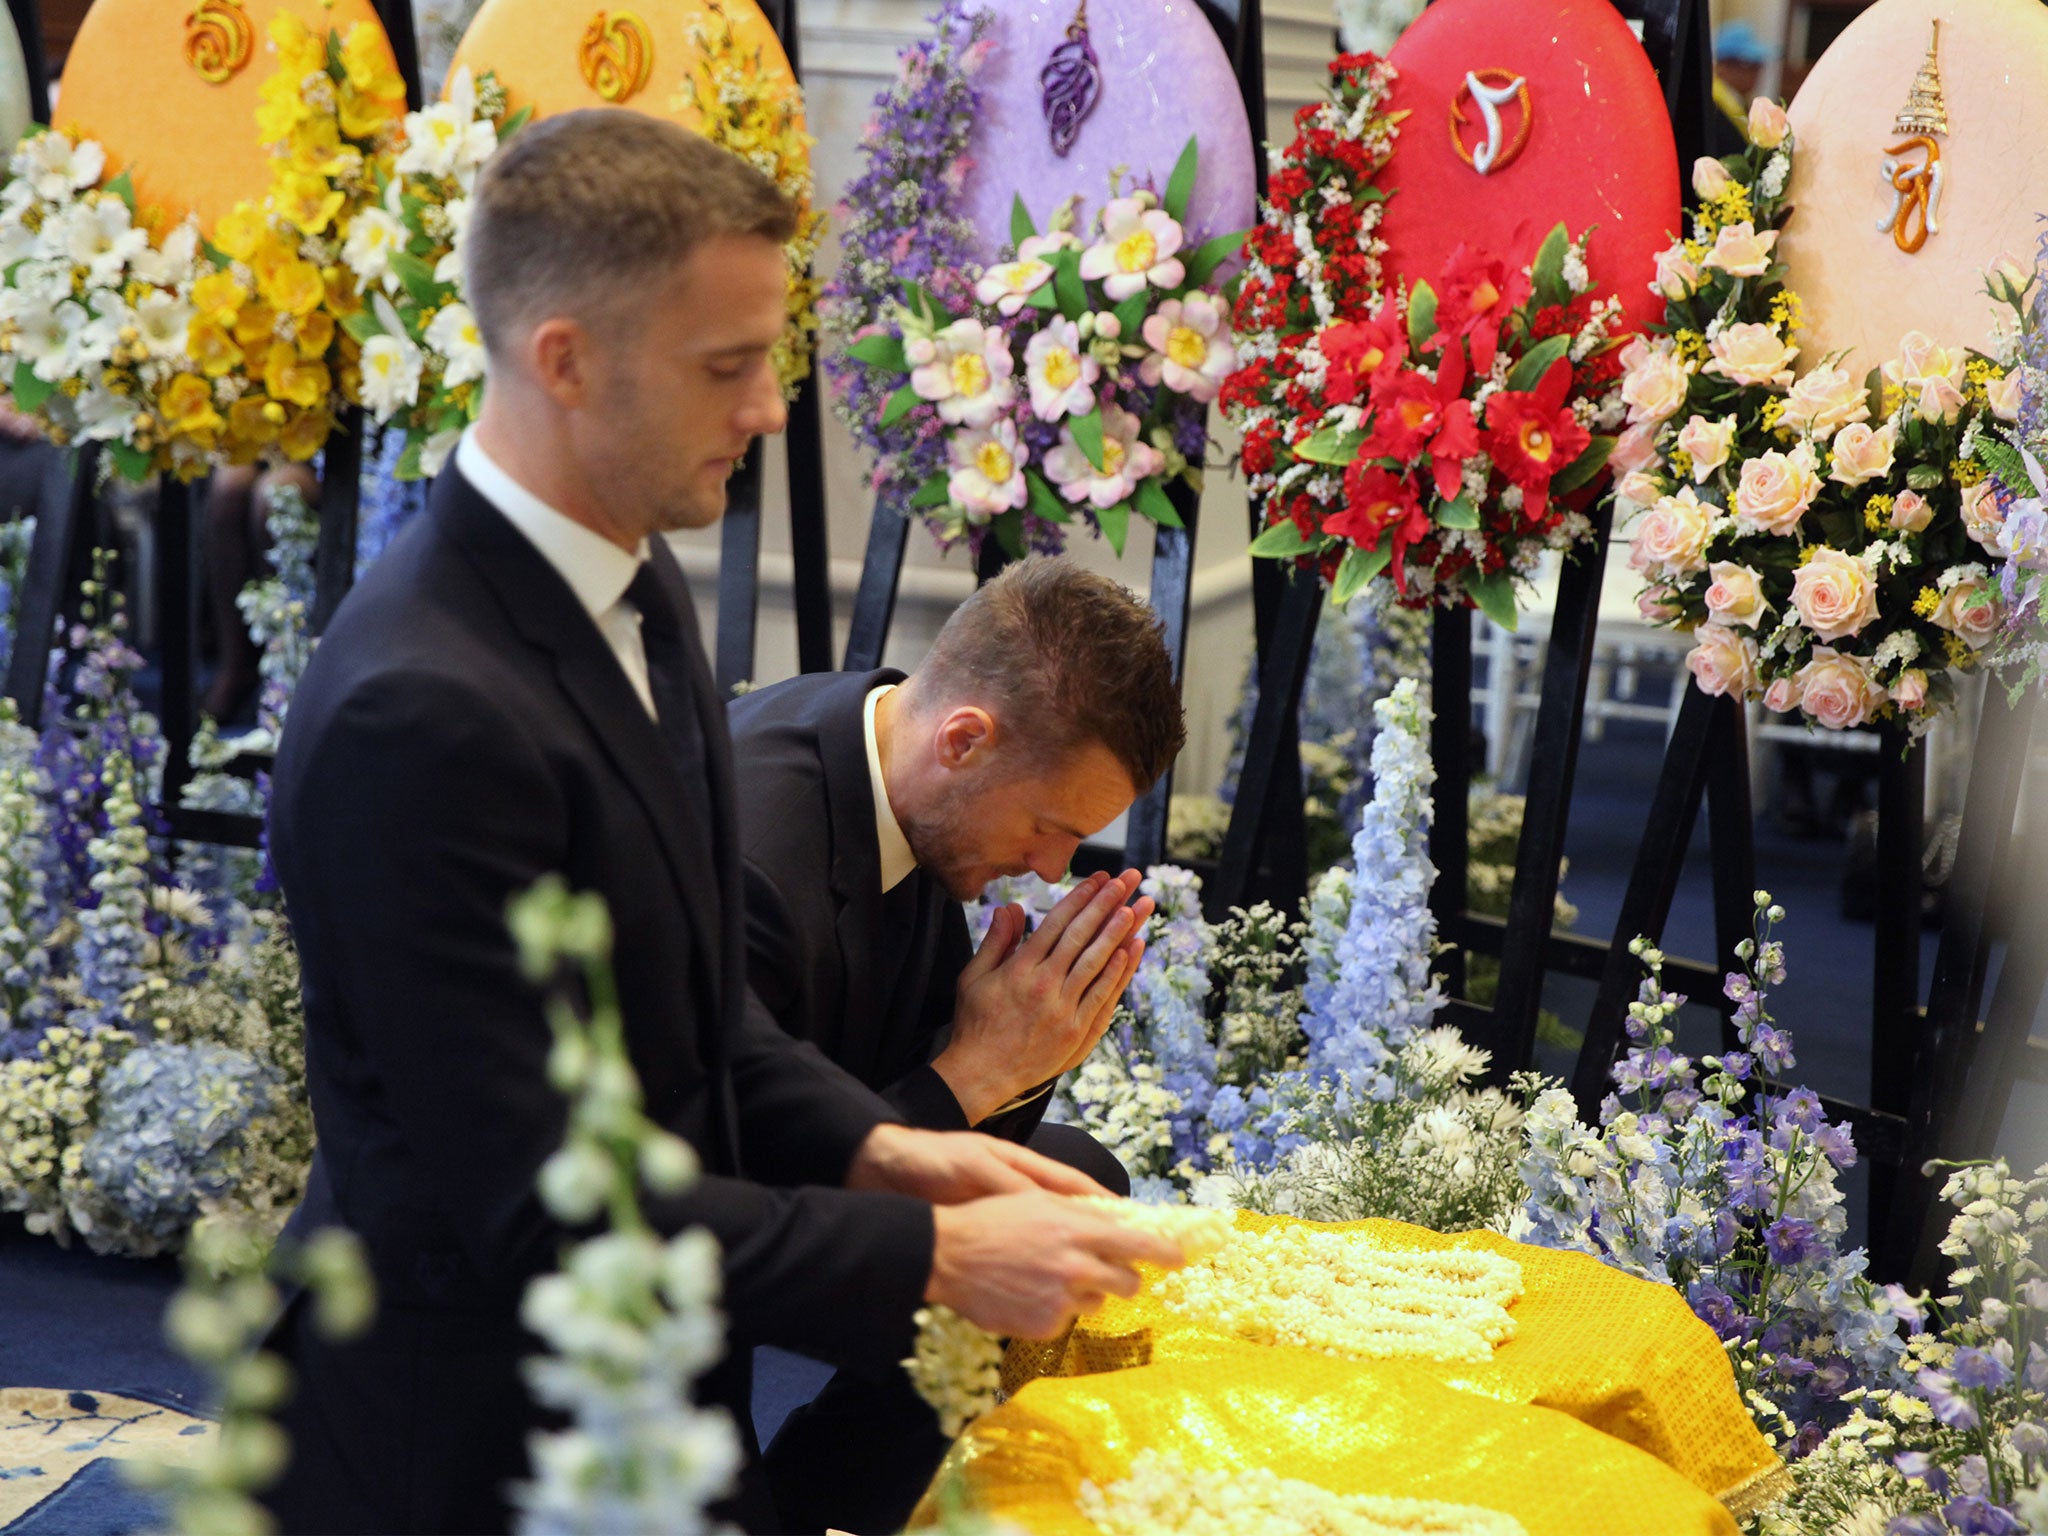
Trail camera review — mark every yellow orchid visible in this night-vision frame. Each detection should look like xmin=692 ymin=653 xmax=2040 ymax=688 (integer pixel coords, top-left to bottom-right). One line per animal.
xmin=284 ymin=116 xmax=348 ymax=178
xmin=341 ymin=23 xmax=405 ymax=100
xmin=212 ymin=205 xmax=269 ymax=264
xmin=186 ymin=319 xmax=244 ymax=378
xmin=233 ymin=303 xmax=279 ymax=350
xmin=259 ymin=256 xmax=327 ymax=318
xmin=278 ymin=173 xmax=346 ymax=237
xmin=228 ymin=394 xmax=285 ymax=449
xmin=278 ymin=404 xmax=334 ymax=461
xmin=338 ymin=82 xmax=403 ymax=143
xmin=159 ymin=373 xmax=224 ymax=441
xmin=296 ymin=310 xmax=336 ymax=359
xmin=267 ymin=12 xmax=325 ymax=78
xmin=191 ymin=271 xmax=249 ymax=325
xmin=263 ymin=341 xmax=332 ymax=409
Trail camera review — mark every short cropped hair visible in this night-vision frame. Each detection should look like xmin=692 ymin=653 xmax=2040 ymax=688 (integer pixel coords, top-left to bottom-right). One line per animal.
xmin=464 ymin=110 xmax=797 ymax=356
xmin=916 ymin=559 xmax=1186 ymax=791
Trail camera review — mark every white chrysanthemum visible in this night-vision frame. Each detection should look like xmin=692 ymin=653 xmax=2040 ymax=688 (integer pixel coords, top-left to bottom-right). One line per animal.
xmin=341 ymin=206 xmax=408 ymax=292
xmin=358 ymin=333 xmax=425 ymax=418
xmin=395 ymin=69 xmax=498 ymax=183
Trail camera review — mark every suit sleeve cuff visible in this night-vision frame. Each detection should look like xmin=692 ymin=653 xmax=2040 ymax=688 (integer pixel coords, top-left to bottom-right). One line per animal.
xmin=882 ymin=1064 xmax=972 ymax=1131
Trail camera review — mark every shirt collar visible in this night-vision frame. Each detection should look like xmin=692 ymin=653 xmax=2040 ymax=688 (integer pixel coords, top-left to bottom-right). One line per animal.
xmin=458 ymin=431 xmax=647 ymax=623
xmin=863 ymin=685 xmax=917 ymax=893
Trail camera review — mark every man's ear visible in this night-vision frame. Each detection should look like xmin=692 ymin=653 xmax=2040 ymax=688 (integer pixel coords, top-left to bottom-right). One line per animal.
xmin=933 ymin=705 xmax=996 ymax=771
xmin=528 ymin=316 xmax=592 ymax=410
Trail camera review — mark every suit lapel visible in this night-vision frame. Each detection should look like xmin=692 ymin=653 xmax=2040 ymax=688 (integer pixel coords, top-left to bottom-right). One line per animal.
xmin=817 ymin=681 xmax=886 ymax=1077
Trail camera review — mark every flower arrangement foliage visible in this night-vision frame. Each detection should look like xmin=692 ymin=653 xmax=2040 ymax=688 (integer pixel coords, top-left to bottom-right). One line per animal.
xmin=839 ymin=136 xmax=1242 ymax=558
xmin=1222 ymin=55 xmax=1627 ymax=626
xmin=680 ymin=0 xmax=826 ymax=401
xmin=1967 ymin=239 xmax=2048 ymax=688
xmin=1618 ymin=104 xmax=2027 ymax=730
xmin=339 ymin=67 xmax=523 ymax=478
xmin=505 ymin=877 xmax=740 ymax=1535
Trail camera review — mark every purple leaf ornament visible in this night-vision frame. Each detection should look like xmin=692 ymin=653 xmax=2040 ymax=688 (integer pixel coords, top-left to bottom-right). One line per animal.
xmin=1041 ymin=1 xmax=1102 ymax=158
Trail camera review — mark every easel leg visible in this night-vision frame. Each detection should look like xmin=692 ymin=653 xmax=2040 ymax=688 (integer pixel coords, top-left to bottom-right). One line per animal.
xmin=1867 ymin=728 xmax=1925 ymax=1271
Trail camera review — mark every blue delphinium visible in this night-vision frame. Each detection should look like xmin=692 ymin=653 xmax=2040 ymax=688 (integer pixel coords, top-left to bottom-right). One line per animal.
xmin=1516 ymin=894 xmax=1909 ymax=1454
xmin=69 ymin=745 xmax=156 ymax=1032
xmin=1122 ymin=866 xmax=1216 ymax=1166
xmin=79 ymin=1040 xmax=277 ymax=1250
xmin=356 ymin=423 xmax=428 ymax=579
xmin=0 ymin=711 xmax=55 ymax=1036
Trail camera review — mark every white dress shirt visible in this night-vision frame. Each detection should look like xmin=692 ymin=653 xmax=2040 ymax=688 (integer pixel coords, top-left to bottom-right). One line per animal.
xmin=863 ymin=684 xmax=917 ymax=893
xmin=457 ymin=432 xmax=658 ymax=720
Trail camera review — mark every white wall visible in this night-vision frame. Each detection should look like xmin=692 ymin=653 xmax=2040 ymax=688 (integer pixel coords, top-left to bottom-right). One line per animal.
xmin=669 ymin=0 xmax=1340 ymax=800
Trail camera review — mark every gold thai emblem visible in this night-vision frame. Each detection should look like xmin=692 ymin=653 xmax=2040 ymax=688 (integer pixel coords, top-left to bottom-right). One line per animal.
xmin=184 ymin=0 xmax=255 ymax=85
xmin=1878 ymin=21 xmax=1948 ymax=256
xmin=578 ymin=11 xmax=655 ymax=104
xmin=1450 ymin=69 xmax=1533 ymax=177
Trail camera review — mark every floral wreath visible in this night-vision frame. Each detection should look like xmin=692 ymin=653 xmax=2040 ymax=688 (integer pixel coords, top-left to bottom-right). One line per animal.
xmin=1219 ymin=54 xmax=1629 ymax=626
xmin=823 ymin=2 xmax=1243 ymax=559
xmin=1617 ymin=96 xmax=2028 ymax=732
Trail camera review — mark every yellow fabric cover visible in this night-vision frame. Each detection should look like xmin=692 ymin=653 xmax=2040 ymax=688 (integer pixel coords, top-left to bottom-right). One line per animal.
xmin=917 ymin=1213 xmax=1783 ymax=1533
xmin=445 ymin=0 xmax=791 ymax=130
xmin=52 ymin=0 xmax=396 ymax=233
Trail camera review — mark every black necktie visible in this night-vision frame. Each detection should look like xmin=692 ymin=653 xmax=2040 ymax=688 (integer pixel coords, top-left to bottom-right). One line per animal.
xmin=623 ymin=561 xmax=707 ymax=782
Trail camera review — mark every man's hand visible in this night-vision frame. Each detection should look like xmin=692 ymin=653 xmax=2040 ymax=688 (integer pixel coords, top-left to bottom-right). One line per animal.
xmin=846 ymin=1122 xmax=1108 ymax=1203
xmin=933 ymin=871 xmax=1152 ymax=1123
xmin=926 ymin=1193 xmax=1185 ymax=1339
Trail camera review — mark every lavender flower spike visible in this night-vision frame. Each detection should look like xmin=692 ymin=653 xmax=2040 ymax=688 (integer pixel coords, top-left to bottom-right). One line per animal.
xmin=1041 ymin=1 xmax=1102 ymax=157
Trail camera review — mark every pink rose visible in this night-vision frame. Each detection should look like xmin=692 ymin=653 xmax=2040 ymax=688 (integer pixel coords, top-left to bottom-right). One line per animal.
xmin=1704 ymin=222 xmax=1779 ymax=279
xmin=1705 ymin=323 xmax=1799 ymax=388
xmin=1747 ymin=97 xmax=1790 ymax=149
xmin=1882 ymin=332 xmax=1968 ymax=419
xmin=1616 ymin=469 xmax=1665 ymax=509
xmin=1782 ymin=365 xmax=1870 ymax=438
xmin=1986 ymin=370 xmax=2024 ymax=422
xmin=1638 ymin=585 xmax=1682 ymax=623
xmin=1797 ymin=649 xmax=1882 ymax=730
xmin=1888 ymin=489 xmax=1933 ymax=534
xmin=1931 ymin=576 xmax=2003 ymax=650
xmin=1609 ymin=422 xmax=1661 ymax=475
xmin=1704 ymin=560 xmax=1768 ymax=627
xmin=1916 ymin=374 xmax=1967 ymax=425
xmin=1985 ymin=253 xmax=2032 ymax=308
xmin=1686 ymin=623 xmax=1759 ymax=699
xmin=1675 ymin=414 xmax=1737 ymax=480
xmin=1651 ymin=244 xmax=1703 ymax=301
xmin=1762 ymin=675 xmax=1803 ymax=713
xmin=1628 ymin=486 xmax=1715 ymax=576
xmin=1621 ymin=343 xmax=1692 ymax=427
xmin=1889 ymin=670 xmax=1929 ymax=711
xmin=1827 ymin=422 xmax=1897 ymax=488
xmin=1790 ymin=547 xmax=1880 ymax=642
xmin=1692 ymin=156 xmax=1736 ymax=200
xmin=1734 ymin=446 xmax=1822 ymax=534
xmin=1961 ymin=480 xmax=2005 ymax=547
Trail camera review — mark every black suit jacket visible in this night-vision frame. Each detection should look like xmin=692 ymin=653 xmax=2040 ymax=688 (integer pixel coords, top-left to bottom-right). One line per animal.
xmin=728 ymin=670 xmax=1051 ymax=1143
xmin=265 ymin=468 xmax=933 ymax=1533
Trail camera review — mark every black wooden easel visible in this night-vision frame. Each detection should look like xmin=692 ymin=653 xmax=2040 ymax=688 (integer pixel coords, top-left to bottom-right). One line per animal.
xmin=711 ymin=0 xmax=833 ymax=695
xmin=839 ymin=0 xmax=1266 ymax=873
xmin=1209 ymin=0 xmax=1730 ymax=1070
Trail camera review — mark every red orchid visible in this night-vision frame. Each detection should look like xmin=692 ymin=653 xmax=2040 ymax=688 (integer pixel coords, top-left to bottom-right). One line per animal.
xmin=1426 ymin=246 xmax=1531 ymax=374
xmin=1318 ymin=297 xmax=1407 ymax=405
xmin=1481 ymin=358 xmax=1592 ymax=520
xmin=1328 ymin=463 xmax=1431 ymax=590
xmin=1358 ymin=344 xmax=1480 ymax=499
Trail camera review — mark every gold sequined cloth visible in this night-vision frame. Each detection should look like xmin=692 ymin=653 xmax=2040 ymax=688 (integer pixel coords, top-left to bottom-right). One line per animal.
xmin=912 ymin=1213 xmax=1784 ymax=1534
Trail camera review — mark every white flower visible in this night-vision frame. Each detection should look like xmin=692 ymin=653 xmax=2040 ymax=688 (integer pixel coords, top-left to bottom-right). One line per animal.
xmin=418 ymin=428 xmax=462 ymax=478
xmin=945 ymin=418 xmax=1029 ymax=519
xmin=342 ymin=206 xmax=409 ymax=293
xmin=1138 ymin=291 xmax=1236 ymax=403
xmin=907 ymin=317 xmax=1014 ymax=428
xmin=61 ymin=198 xmax=148 ymax=287
xmin=972 ymin=257 xmax=1054 ymax=317
xmin=132 ymin=291 xmax=196 ymax=361
xmin=72 ymin=384 xmax=139 ymax=443
xmin=358 ymin=333 xmax=425 ymax=418
xmin=433 ymin=197 xmax=473 ymax=284
xmin=1022 ymin=318 xmax=1098 ymax=421
xmin=1079 ymin=198 xmax=1187 ymax=301
xmin=425 ymin=301 xmax=486 ymax=388
xmin=395 ymin=69 xmax=498 ymax=184
xmin=128 ymin=221 xmax=201 ymax=288
xmin=18 ymin=132 xmax=106 ymax=201
xmin=12 ymin=298 xmax=94 ymax=382
xmin=1043 ymin=401 xmax=1163 ymax=509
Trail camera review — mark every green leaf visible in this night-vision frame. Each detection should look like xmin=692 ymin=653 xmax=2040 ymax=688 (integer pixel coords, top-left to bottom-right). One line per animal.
xmin=992 ymin=509 xmax=1027 ymax=560
xmin=1182 ymin=230 xmax=1246 ymax=291
xmin=1466 ymin=570 xmax=1521 ymax=632
xmin=909 ymin=471 xmax=952 ymax=509
xmin=1070 ymin=406 xmax=1106 ymax=473
xmin=846 ymin=334 xmax=910 ymax=373
xmin=1027 ymin=285 xmax=1058 ymax=313
xmin=1247 ymin=519 xmax=1315 ymax=558
xmin=1505 ymin=335 xmax=1573 ymax=394
xmin=1025 ymin=470 xmax=1072 ymax=524
xmin=1906 ymin=463 xmax=1944 ymax=492
xmin=1113 ymin=291 xmax=1149 ymax=342
xmin=1294 ymin=426 xmax=1364 ymax=466
xmin=1865 ymin=365 xmax=1886 ymax=424
xmin=1331 ymin=541 xmax=1393 ymax=605
xmin=389 ymin=251 xmax=449 ymax=308
xmin=1163 ymin=137 xmax=1200 ymax=223
xmin=1097 ymin=498 xmax=1131 ymax=556
xmin=499 ymin=104 xmax=534 ymax=139
xmin=1052 ymin=248 xmax=1088 ymax=321
xmin=1974 ymin=435 xmax=2031 ymax=495
xmin=1010 ymin=194 xmax=1037 ymax=248
xmin=1530 ymin=223 xmax=1573 ymax=310
xmin=10 ymin=361 xmax=53 ymax=414
xmin=1552 ymin=434 xmax=1617 ymax=496
xmin=878 ymin=383 xmax=922 ymax=429
xmin=106 ymin=440 xmax=153 ymax=483
xmin=341 ymin=310 xmax=385 ymax=344
xmin=1134 ymin=477 xmax=1183 ymax=528
xmin=1407 ymin=280 xmax=1438 ymax=353
xmin=396 ymin=437 xmax=427 ymax=480
xmin=902 ymin=280 xmax=945 ymax=327
xmin=104 ymin=170 xmax=136 ymax=213
xmin=1434 ymin=494 xmax=1480 ymax=530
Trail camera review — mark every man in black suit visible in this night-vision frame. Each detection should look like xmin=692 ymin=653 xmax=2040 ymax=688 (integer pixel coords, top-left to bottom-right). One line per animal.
xmin=731 ymin=559 xmax=1185 ymax=1530
xmin=262 ymin=112 xmax=1180 ymax=1536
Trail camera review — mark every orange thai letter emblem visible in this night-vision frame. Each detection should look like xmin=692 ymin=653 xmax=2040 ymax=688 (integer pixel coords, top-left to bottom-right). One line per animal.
xmin=185 ymin=0 xmax=255 ymax=85
xmin=579 ymin=11 xmax=655 ymax=105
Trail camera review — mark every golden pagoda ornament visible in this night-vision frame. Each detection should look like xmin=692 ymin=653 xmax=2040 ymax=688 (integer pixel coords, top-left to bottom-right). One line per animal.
xmin=1877 ymin=20 xmax=1948 ymax=255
